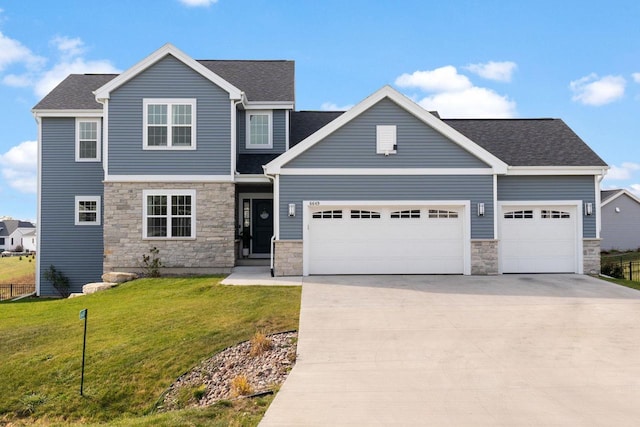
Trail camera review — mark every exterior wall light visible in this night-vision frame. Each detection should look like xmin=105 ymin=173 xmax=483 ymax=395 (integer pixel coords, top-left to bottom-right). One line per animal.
xmin=585 ymin=202 xmax=593 ymax=216
xmin=477 ymin=203 xmax=485 ymax=217
xmin=288 ymin=203 xmax=296 ymax=217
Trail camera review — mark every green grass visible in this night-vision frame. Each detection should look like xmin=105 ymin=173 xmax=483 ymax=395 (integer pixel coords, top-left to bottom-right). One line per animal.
xmin=0 ymin=254 xmax=36 ymax=283
xmin=599 ymin=275 xmax=640 ymax=291
xmin=0 ymin=277 xmax=301 ymax=425
xmin=601 ymin=249 xmax=640 ymax=263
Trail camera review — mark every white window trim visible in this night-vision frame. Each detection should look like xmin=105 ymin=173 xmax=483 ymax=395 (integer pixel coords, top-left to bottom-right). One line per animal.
xmin=75 ymin=118 xmax=101 ymax=162
xmin=142 ymin=189 xmax=196 ymax=239
xmin=143 ymin=98 xmax=197 ymax=150
xmin=245 ymin=110 xmax=273 ymax=149
xmin=75 ymin=196 xmax=101 ymax=226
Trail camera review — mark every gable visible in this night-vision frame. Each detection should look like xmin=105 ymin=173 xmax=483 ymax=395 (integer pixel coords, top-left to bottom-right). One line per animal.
xmin=285 ymin=98 xmax=490 ymax=169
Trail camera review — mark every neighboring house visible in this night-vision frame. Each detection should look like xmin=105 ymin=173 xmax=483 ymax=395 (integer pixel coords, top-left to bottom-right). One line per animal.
xmin=600 ymin=189 xmax=640 ymax=251
xmin=33 ymin=43 xmax=608 ymax=296
xmin=0 ymin=220 xmax=36 ymax=251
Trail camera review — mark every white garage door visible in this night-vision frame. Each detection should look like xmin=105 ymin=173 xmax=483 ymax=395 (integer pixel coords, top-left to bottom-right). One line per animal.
xmin=500 ymin=205 xmax=578 ymax=273
xmin=308 ymin=205 xmax=465 ymax=274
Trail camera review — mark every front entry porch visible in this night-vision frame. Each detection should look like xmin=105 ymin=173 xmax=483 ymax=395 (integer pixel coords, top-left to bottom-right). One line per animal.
xmin=237 ymin=190 xmax=274 ymax=263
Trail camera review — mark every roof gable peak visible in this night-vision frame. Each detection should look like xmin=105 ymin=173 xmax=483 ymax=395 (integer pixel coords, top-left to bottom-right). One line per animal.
xmin=93 ymin=43 xmax=243 ymax=101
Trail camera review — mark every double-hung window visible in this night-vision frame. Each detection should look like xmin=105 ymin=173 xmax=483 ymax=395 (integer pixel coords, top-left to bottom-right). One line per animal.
xmin=246 ymin=110 xmax=272 ymax=149
xmin=143 ymin=190 xmax=196 ymax=239
xmin=75 ymin=196 xmax=101 ymax=225
xmin=143 ymin=99 xmax=196 ymax=149
xmin=76 ymin=118 xmax=101 ymax=161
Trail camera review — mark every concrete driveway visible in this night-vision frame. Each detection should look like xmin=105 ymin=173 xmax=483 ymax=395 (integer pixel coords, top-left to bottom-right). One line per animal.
xmin=260 ymin=275 xmax=640 ymax=426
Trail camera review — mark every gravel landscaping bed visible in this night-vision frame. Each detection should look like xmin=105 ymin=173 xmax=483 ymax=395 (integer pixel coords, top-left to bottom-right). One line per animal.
xmin=159 ymin=331 xmax=297 ymax=410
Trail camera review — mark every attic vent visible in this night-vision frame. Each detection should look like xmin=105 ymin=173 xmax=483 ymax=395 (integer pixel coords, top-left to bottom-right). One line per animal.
xmin=376 ymin=125 xmax=397 ymax=155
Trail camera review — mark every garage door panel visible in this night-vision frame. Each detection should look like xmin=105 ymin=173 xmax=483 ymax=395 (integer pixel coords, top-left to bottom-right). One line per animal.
xmin=309 ymin=206 xmax=464 ymax=275
xmin=500 ymin=205 xmax=577 ymax=273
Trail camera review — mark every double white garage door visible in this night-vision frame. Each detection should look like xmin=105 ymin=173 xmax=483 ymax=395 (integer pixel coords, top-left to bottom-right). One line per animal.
xmin=307 ymin=205 xmax=466 ymax=275
xmin=306 ymin=202 xmax=580 ymax=275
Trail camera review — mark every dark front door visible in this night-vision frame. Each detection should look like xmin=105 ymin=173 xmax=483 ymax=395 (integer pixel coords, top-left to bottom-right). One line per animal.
xmin=252 ymin=199 xmax=273 ymax=254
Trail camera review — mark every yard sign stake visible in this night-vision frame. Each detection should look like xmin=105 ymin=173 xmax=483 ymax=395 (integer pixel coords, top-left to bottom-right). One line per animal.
xmin=79 ymin=308 xmax=88 ymax=396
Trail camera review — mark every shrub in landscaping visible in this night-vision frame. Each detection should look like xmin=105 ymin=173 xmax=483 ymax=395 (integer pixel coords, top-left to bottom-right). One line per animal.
xmin=249 ymin=331 xmax=273 ymax=357
xmin=230 ymin=375 xmax=254 ymax=397
xmin=601 ymin=262 xmax=624 ymax=279
xmin=42 ymin=265 xmax=70 ymax=298
xmin=141 ymin=246 xmax=162 ymax=277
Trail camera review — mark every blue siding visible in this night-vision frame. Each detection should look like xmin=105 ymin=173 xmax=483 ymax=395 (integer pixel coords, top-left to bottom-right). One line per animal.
xmin=238 ymin=109 xmax=287 ymax=154
xmin=497 ymin=175 xmax=596 ymax=238
xmin=279 ymin=175 xmax=493 ymax=239
xmin=108 ymin=55 xmax=232 ymax=176
xmin=285 ymin=98 xmax=489 ymax=168
xmin=40 ymin=118 xmax=104 ymax=296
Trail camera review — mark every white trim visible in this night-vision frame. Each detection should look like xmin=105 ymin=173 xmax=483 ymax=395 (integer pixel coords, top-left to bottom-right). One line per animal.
xmin=234 ymin=174 xmax=271 ymax=183
xmin=35 ymin=116 xmax=42 ymax=296
xmin=105 ymin=175 xmax=233 ymax=182
xmin=94 ymin=43 xmax=243 ymax=100
xmin=301 ymin=199 xmax=471 ymax=276
xmin=142 ymin=189 xmax=196 ymax=240
xmin=274 ymin=176 xmax=280 ymax=239
xmin=493 ymin=174 xmax=498 ymax=239
xmin=143 ymin=98 xmax=197 ymax=150
xmin=32 ymin=109 xmax=103 ymax=118
xmin=75 ymin=118 xmax=102 ymax=162
xmin=75 ymin=196 xmax=101 ymax=226
xmin=279 ymin=168 xmax=494 ymax=175
xmin=231 ymin=100 xmax=237 ymax=174
xmin=376 ymin=125 xmax=397 ymax=154
xmin=101 ymin=99 xmax=109 ymax=177
xmin=507 ymin=166 xmax=609 ymax=176
xmin=497 ymin=200 xmax=583 ymax=274
xmin=265 ymin=86 xmax=509 ymax=175
xmin=245 ymin=102 xmax=294 ymax=110
xmin=601 ymin=188 xmax=640 ymax=207
xmin=245 ymin=110 xmax=273 ymax=149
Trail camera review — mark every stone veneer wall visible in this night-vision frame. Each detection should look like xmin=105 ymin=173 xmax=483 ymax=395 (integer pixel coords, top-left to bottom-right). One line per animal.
xmin=104 ymin=182 xmax=235 ymax=275
xmin=274 ymin=240 xmax=303 ymax=276
xmin=471 ymin=239 xmax=499 ymax=275
xmin=583 ymin=238 xmax=601 ymax=274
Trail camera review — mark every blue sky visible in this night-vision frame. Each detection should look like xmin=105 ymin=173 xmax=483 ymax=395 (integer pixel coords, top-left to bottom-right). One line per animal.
xmin=1 ymin=0 xmax=639 ymax=221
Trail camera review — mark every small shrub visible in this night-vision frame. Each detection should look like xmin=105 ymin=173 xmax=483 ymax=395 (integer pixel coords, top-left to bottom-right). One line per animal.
xmin=141 ymin=246 xmax=162 ymax=278
xmin=42 ymin=265 xmax=70 ymax=298
xmin=193 ymin=384 xmax=207 ymax=401
xmin=249 ymin=331 xmax=273 ymax=357
xmin=19 ymin=256 xmax=22 ymax=261
xmin=18 ymin=392 xmax=46 ymax=416
xmin=230 ymin=375 xmax=254 ymax=397
xmin=601 ymin=262 xmax=624 ymax=279
xmin=15 ymin=244 xmax=23 ymax=252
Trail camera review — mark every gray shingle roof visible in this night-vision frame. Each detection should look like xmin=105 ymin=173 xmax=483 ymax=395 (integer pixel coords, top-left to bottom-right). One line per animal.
xmin=601 ymin=189 xmax=622 ymax=203
xmin=33 ymin=74 xmax=117 ymax=110
xmin=0 ymin=220 xmax=35 ymax=237
xmin=290 ymin=111 xmax=345 ymax=146
xmin=237 ymin=154 xmax=282 ymax=174
xmin=33 ymin=59 xmax=294 ymax=110
xmin=444 ymin=119 xmax=607 ymax=167
xmin=198 ymin=60 xmax=294 ymax=102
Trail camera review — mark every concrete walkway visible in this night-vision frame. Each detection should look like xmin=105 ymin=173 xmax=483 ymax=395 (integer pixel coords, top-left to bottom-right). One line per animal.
xmin=260 ymin=275 xmax=640 ymax=426
xmin=220 ymin=266 xmax=303 ymax=286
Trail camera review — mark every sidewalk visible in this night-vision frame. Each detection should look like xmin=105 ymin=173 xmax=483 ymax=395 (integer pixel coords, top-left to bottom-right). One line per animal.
xmin=220 ymin=266 xmax=303 ymax=286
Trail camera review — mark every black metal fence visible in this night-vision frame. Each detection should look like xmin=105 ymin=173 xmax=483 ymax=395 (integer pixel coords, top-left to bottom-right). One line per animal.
xmin=601 ymin=257 xmax=640 ymax=282
xmin=0 ymin=284 xmax=35 ymax=301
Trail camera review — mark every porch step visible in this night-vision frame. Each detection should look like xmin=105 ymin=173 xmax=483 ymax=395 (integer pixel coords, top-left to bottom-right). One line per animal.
xmin=236 ymin=258 xmax=270 ymax=266
xmin=231 ymin=266 xmax=271 ymax=274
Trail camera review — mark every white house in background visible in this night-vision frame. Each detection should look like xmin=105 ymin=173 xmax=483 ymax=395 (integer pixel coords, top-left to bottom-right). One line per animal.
xmin=601 ymin=189 xmax=640 ymax=251
xmin=0 ymin=220 xmax=36 ymax=252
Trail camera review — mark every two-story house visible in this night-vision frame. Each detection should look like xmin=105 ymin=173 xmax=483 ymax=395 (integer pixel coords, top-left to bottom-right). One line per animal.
xmin=33 ymin=44 xmax=608 ymax=296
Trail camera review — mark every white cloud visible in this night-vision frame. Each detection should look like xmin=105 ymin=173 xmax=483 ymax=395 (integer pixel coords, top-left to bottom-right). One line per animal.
xmin=179 ymin=0 xmax=218 ymax=6
xmin=0 ymin=31 xmax=45 ymax=72
xmin=394 ymin=65 xmax=516 ymax=118
xmin=604 ymin=162 xmax=640 ymax=180
xmin=0 ymin=140 xmax=37 ymax=194
xmin=465 ymin=61 xmax=517 ymax=82
xmin=570 ymin=73 xmax=626 ymax=106
xmin=395 ymin=66 xmax=472 ymax=92
xmin=630 ymin=184 xmax=640 ymax=197
xmin=633 ymin=73 xmax=640 ymax=84
xmin=34 ymin=57 xmax=119 ymax=98
xmin=51 ymin=36 xmax=85 ymax=59
xmin=417 ymin=87 xmax=516 ymax=118
xmin=320 ymin=102 xmax=353 ymax=111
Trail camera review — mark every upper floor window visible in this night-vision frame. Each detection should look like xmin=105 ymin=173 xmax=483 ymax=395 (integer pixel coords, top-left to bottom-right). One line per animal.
xmin=75 ymin=196 xmax=101 ymax=225
xmin=376 ymin=125 xmax=397 ymax=155
xmin=76 ymin=118 xmax=101 ymax=162
xmin=246 ymin=110 xmax=272 ymax=149
xmin=143 ymin=99 xmax=196 ymax=150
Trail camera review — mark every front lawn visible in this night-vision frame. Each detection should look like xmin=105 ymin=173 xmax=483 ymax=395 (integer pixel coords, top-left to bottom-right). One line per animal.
xmin=0 ymin=276 xmax=301 ymax=425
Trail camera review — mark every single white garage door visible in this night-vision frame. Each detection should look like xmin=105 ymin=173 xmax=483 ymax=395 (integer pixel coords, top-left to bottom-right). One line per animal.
xmin=308 ymin=205 xmax=464 ymax=274
xmin=500 ymin=205 xmax=578 ymax=273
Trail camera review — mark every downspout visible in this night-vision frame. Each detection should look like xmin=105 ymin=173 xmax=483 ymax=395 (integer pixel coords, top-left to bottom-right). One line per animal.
xmin=231 ymin=95 xmax=245 ymax=176
xmin=595 ymin=169 xmax=607 ymax=239
xmin=264 ymin=169 xmax=277 ymax=277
